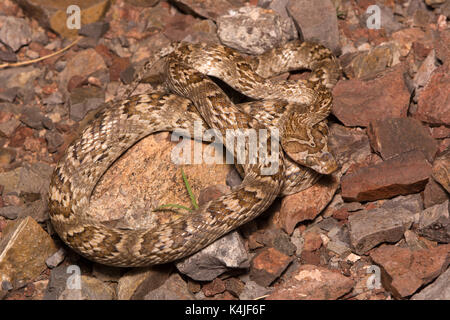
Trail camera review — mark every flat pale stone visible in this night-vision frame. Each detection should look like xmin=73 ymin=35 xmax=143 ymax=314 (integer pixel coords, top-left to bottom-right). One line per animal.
xmin=0 ymin=216 xmax=57 ymax=288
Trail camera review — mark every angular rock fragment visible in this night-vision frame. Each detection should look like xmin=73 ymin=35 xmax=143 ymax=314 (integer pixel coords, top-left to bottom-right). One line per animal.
xmin=117 ymin=266 xmax=171 ymax=300
xmin=266 ymin=265 xmax=354 ymax=300
xmin=249 ymin=247 xmax=293 ymax=287
xmin=277 ymin=174 xmax=339 ymax=234
xmin=348 ymin=207 xmax=415 ymax=254
xmin=368 ymin=117 xmax=438 ymax=162
xmin=416 ymin=201 xmax=449 ymax=243
xmin=432 ymin=149 xmax=450 ymax=193
xmin=332 ymin=65 xmax=410 ymax=127
xmin=144 ymin=273 xmax=194 ymax=300
xmin=370 ymin=244 xmax=450 ymax=298
xmin=217 ymin=6 xmax=296 ymax=55
xmin=341 ymin=151 xmax=432 ymax=202
xmin=286 ymin=0 xmax=340 ymax=54
xmin=412 ymin=267 xmax=450 ymax=300
xmin=0 ymin=217 xmax=57 ymax=289
xmin=176 ymin=231 xmax=249 ymax=281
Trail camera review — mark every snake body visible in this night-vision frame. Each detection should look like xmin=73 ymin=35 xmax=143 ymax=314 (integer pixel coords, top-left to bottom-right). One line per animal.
xmin=48 ymin=40 xmax=341 ymax=267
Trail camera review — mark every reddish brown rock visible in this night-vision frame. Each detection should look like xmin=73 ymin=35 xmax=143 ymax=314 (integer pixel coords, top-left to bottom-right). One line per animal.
xmin=58 ymin=48 xmax=107 ymax=94
xmin=370 ymin=244 xmax=450 ymax=298
xmin=391 ymin=28 xmax=427 ymax=56
xmin=202 ymin=278 xmax=226 ymax=297
xmin=303 ymin=231 xmax=323 ymax=252
xmin=224 ymin=277 xmax=245 ymax=297
xmin=277 ymin=174 xmax=339 ymax=234
xmin=266 ymin=265 xmax=354 ymax=300
xmin=249 ymin=247 xmax=293 ymax=287
xmin=423 ymin=179 xmax=449 ymax=209
xmin=328 ymin=123 xmax=372 ymax=172
xmin=430 ymin=126 xmax=450 ymax=139
xmin=332 ymin=65 xmax=410 ymax=127
xmin=415 ymin=65 xmax=450 ymax=125
xmin=438 ymin=139 xmax=450 ymax=154
xmin=434 ymin=29 xmax=450 ymax=66
xmin=341 ymin=151 xmax=432 ymax=202
xmin=368 ymin=117 xmax=438 ymax=162
xmin=9 ymin=126 xmax=33 ymax=147
xmin=163 ymin=12 xmax=199 ymax=41
xmin=432 ymin=149 xmax=450 ymax=193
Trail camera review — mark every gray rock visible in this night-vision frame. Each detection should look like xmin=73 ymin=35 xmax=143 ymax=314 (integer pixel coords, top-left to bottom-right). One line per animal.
xmin=316 ymin=217 xmax=340 ymax=232
xmin=42 ymin=92 xmax=65 ymax=105
xmin=0 ymin=164 xmax=51 ymax=195
xmin=287 ymin=0 xmax=340 ymax=55
xmin=2 ymin=280 xmax=13 ymax=291
xmin=45 ymin=131 xmax=64 ymax=153
xmin=348 ymin=207 xmax=415 ymax=254
xmin=416 ymin=201 xmax=449 ymax=243
xmin=0 ymin=50 xmax=16 ymax=62
xmin=20 ymin=106 xmax=44 ymax=129
xmin=326 ymin=240 xmax=351 ymax=256
xmin=0 ymin=66 xmax=42 ymax=92
xmin=69 ymin=87 xmax=105 ymax=122
xmin=328 ymin=224 xmax=351 ymax=246
xmin=258 ymin=0 xmax=290 ymax=18
xmin=0 ymin=206 xmax=21 ymax=219
xmin=413 ymin=50 xmax=437 ymax=90
xmin=42 ymin=117 xmax=55 ymax=130
xmin=54 ymin=60 xmax=67 ymax=72
xmin=255 ymin=228 xmax=297 ymax=256
xmin=379 ymin=194 xmax=423 ymax=214
xmin=404 ymin=230 xmax=429 ymax=251
xmin=20 ymin=199 xmax=48 ymax=222
xmin=176 ymin=231 xmax=249 ymax=281
xmin=79 ymin=21 xmax=110 ymax=39
xmin=412 ymin=267 xmax=450 ymax=300
xmin=144 ymin=273 xmax=194 ymax=300
xmin=239 ymin=279 xmax=272 ymax=300
xmin=0 ymin=16 xmax=32 ymax=51
xmin=43 ymin=265 xmax=71 ymax=300
xmin=0 ymin=118 xmax=20 ymax=138
xmin=46 ymin=248 xmax=66 ymax=268
xmin=217 ymin=6 xmax=297 ymax=55
xmin=45 ymin=265 xmax=115 ymax=300
xmin=0 ymin=87 xmax=19 ymax=103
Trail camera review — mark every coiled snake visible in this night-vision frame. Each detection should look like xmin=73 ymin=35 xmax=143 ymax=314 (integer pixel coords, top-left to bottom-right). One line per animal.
xmin=48 ymin=40 xmax=341 ymax=267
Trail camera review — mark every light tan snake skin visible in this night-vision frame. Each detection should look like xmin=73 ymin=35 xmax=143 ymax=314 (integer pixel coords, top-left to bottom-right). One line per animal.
xmin=48 ymin=40 xmax=341 ymax=267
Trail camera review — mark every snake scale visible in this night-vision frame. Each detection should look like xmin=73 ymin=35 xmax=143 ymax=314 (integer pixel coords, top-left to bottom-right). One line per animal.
xmin=48 ymin=40 xmax=341 ymax=267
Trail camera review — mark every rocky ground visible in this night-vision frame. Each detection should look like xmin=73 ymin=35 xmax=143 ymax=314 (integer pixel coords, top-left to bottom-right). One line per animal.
xmin=0 ymin=0 xmax=449 ymax=300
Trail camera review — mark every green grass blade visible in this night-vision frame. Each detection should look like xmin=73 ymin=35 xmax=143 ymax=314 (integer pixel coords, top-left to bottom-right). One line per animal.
xmin=181 ymin=168 xmax=199 ymax=209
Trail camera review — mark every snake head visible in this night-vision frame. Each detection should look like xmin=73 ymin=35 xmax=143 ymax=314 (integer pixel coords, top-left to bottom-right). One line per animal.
xmin=281 ymin=119 xmax=338 ymax=175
